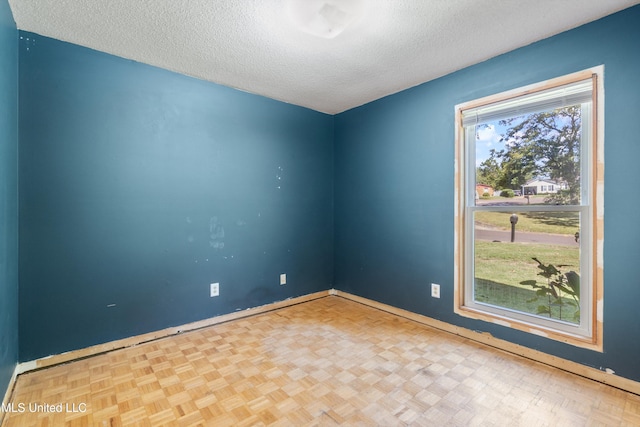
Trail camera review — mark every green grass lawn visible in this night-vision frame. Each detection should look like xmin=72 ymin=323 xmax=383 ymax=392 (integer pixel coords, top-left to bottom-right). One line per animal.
xmin=474 ymin=278 xmax=579 ymax=323
xmin=474 ymin=240 xmax=579 ymax=286
xmin=475 ymin=211 xmax=579 ymax=235
xmin=473 ymin=240 xmax=580 ymax=323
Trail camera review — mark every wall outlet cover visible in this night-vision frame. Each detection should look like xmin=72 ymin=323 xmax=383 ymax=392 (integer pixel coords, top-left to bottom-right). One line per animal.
xmin=431 ymin=283 xmax=441 ymax=298
xmin=210 ymin=282 xmax=220 ymax=297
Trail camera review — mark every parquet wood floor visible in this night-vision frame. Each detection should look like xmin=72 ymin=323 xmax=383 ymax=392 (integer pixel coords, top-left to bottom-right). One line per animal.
xmin=3 ymin=296 xmax=640 ymax=426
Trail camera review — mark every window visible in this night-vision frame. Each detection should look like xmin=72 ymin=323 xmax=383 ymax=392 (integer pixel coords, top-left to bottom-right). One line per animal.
xmin=454 ymin=67 xmax=604 ymax=350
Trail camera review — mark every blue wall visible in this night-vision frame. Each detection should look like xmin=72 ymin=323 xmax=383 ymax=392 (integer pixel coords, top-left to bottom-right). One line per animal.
xmin=335 ymin=5 xmax=640 ymax=382
xmin=18 ymin=34 xmax=334 ymax=361
xmin=0 ymin=0 xmax=18 ymax=400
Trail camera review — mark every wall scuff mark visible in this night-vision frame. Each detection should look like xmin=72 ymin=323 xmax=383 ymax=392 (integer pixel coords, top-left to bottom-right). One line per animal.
xmin=209 ymin=216 xmax=225 ymax=249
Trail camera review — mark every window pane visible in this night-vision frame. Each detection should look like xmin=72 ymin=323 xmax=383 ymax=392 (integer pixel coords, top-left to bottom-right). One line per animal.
xmin=473 ymin=211 xmax=581 ymax=324
xmin=474 ymin=105 xmax=582 ymax=206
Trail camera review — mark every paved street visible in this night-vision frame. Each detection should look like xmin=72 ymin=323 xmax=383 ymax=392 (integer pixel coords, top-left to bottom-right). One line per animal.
xmin=475 ymin=196 xmax=578 ymax=246
xmin=475 ymin=227 xmax=578 ymax=246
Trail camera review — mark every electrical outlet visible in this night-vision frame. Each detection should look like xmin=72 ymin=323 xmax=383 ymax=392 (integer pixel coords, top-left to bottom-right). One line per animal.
xmin=210 ymin=282 xmax=219 ymax=297
xmin=280 ymin=273 xmax=286 ymax=285
xmin=431 ymin=283 xmax=441 ymax=298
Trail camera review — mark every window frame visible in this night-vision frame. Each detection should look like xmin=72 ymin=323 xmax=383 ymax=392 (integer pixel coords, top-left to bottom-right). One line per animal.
xmin=454 ymin=67 xmax=604 ymax=351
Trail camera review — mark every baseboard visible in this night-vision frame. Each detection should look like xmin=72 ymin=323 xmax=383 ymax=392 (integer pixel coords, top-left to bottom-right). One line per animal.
xmin=333 ymin=290 xmax=640 ymax=396
xmin=17 ymin=290 xmax=330 ymax=375
xmin=13 ymin=288 xmax=640 ymax=397
xmin=0 ymin=364 xmax=20 ymax=427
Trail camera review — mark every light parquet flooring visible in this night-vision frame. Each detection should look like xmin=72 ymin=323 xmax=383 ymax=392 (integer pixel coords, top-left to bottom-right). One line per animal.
xmin=3 ymin=296 xmax=640 ymax=426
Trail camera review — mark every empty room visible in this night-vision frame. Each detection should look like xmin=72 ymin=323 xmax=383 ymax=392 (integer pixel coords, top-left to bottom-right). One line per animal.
xmin=2 ymin=0 xmax=640 ymax=425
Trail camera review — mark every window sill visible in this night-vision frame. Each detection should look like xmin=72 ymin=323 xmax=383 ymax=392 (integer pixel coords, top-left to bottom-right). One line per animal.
xmin=455 ymin=304 xmax=602 ymax=352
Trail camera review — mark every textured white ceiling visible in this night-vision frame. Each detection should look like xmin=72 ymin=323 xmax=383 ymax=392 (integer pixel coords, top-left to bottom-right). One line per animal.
xmin=7 ymin=0 xmax=640 ymax=114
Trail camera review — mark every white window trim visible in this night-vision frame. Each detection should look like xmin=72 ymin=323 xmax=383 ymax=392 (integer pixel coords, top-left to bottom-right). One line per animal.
xmin=454 ymin=66 xmax=604 ymax=351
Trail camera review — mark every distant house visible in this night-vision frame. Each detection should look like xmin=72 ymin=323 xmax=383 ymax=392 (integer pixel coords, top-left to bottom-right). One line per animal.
xmin=521 ymin=178 xmax=566 ymax=195
xmin=475 ymin=184 xmax=494 ymax=198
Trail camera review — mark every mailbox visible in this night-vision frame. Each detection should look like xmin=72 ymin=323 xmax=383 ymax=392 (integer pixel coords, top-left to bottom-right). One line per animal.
xmin=510 ymin=214 xmax=518 ymax=242
xmin=510 ymin=214 xmax=519 ymax=225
